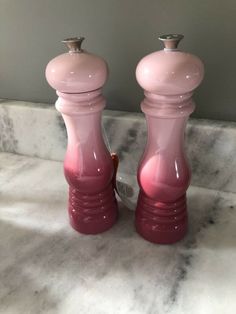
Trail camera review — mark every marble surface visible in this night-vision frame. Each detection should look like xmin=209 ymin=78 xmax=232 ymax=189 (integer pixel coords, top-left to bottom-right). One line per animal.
xmin=1 ymin=100 xmax=236 ymax=195
xmin=1 ymin=152 xmax=236 ymax=314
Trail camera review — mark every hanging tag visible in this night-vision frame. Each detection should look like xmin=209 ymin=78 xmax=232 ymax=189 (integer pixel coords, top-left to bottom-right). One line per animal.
xmin=111 ymin=153 xmax=119 ymax=193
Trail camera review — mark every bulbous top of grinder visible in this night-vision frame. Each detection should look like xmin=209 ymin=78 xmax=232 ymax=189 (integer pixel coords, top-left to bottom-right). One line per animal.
xmin=136 ymin=34 xmax=204 ymax=95
xmin=45 ymin=37 xmax=108 ymax=93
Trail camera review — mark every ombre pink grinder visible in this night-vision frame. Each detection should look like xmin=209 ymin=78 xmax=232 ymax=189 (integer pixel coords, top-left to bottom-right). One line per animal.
xmin=135 ymin=34 xmax=204 ymax=244
xmin=46 ymin=37 xmax=118 ymax=234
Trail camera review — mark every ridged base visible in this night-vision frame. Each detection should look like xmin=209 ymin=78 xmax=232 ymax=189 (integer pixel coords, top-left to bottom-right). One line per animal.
xmin=68 ymin=183 xmax=118 ymax=234
xmin=135 ymin=192 xmax=188 ymax=244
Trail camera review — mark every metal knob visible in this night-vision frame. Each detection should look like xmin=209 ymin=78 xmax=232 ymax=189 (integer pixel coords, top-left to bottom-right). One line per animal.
xmin=62 ymin=37 xmax=85 ymax=53
xmin=158 ymin=34 xmax=184 ymax=50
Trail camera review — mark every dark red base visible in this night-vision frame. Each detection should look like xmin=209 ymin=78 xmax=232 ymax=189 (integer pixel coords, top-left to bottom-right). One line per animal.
xmin=68 ymin=183 xmax=118 ymax=235
xmin=135 ymin=192 xmax=188 ymax=244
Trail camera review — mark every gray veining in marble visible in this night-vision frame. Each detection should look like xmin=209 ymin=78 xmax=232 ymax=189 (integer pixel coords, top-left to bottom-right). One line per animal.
xmin=0 ymin=99 xmax=66 ymax=161
xmin=1 ymin=100 xmax=236 ymax=195
xmin=0 ymin=104 xmax=18 ymax=152
xmin=0 ymin=152 xmax=236 ymax=314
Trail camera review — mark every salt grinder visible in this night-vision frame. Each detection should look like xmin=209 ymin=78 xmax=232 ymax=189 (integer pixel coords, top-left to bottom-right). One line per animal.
xmin=46 ymin=37 xmax=118 ymax=234
xmin=135 ymin=34 xmax=204 ymax=244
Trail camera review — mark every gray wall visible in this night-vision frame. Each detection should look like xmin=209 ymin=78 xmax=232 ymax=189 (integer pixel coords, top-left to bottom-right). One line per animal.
xmin=1 ymin=0 xmax=236 ymax=121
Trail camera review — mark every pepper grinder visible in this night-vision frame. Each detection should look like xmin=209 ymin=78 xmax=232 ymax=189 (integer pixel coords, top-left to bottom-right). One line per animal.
xmin=45 ymin=37 xmax=118 ymax=234
xmin=135 ymin=34 xmax=204 ymax=244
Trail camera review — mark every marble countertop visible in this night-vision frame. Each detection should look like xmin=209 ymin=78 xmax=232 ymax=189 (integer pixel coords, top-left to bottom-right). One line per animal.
xmin=1 ymin=152 xmax=236 ymax=314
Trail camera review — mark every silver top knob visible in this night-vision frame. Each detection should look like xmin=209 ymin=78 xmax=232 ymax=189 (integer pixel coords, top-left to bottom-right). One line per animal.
xmin=62 ymin=37 xmax=85 ymax=53
xmin=158 ymin=34 xmax=184 ymax=50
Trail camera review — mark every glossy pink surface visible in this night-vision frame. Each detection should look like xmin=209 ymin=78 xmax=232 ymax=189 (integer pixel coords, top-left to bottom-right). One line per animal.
xmin=46 ymin=45 xmax=117 ymax=234
xmin=46 ymin=51 xmax=108 ymax=93
xmin=135 ymin=45 xmax=204 ymax=244
xmin=136 ymin=50 xmax=204 ymax=95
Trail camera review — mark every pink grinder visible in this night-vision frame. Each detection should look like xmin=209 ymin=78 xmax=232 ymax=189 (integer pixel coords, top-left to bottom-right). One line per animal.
xmin=46 ymin=37 xmax=118 ymax=234
xmin=135 ymin=34 xmax=204 ymax=244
